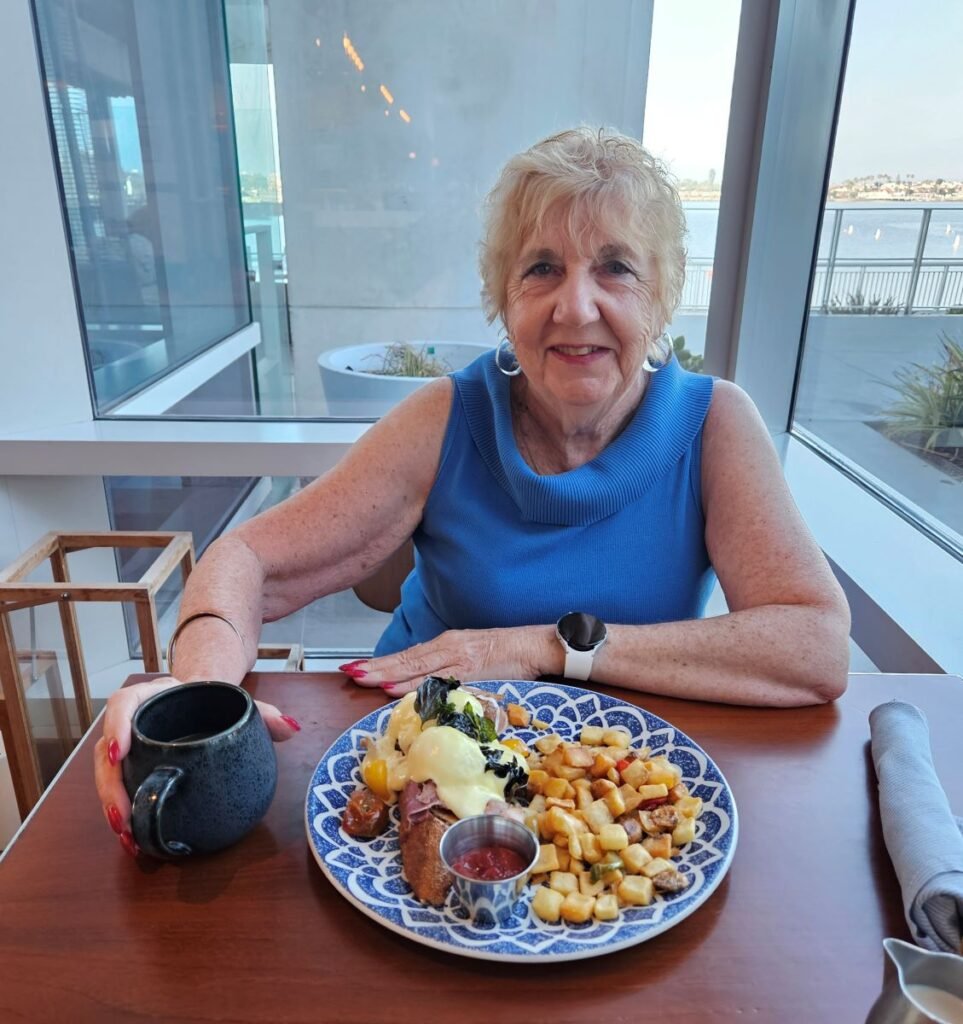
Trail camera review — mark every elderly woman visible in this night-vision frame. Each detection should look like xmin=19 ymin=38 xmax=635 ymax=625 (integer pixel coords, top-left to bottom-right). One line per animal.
xmin=95 ymin=127 xmax=850 ymax=852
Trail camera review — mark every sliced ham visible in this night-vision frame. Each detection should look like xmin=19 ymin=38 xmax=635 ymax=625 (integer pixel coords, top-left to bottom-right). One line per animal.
xmin=463 ymin=685 xmax=508 ymax=733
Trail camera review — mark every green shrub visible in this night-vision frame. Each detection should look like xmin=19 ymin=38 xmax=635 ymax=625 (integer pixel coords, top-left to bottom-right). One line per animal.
xmin=828 ymin=290 xmax=900 ymax=315
xmin=883 ymin=333 xmax=963 ymax=451
xmin=672 ymin=335 xmax=704 ymax=373
xmin=363 ymin=343 xmax=453 ymax=378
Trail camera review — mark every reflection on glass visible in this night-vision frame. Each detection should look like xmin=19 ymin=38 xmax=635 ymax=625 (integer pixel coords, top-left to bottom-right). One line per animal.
xmin=33 ymin=0 xmax=251 ymax=411
xmin=794 ymin=0 xmax=963 ymax=552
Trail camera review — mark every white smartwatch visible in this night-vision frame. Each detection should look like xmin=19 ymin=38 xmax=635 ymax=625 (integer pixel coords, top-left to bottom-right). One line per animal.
xmin=556 ymin=611 xmax=608 ymax=681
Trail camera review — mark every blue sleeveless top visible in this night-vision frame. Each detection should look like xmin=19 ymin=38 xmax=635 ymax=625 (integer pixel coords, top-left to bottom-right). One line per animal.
xmin=375 ymin=351 xmax=716 ymax=656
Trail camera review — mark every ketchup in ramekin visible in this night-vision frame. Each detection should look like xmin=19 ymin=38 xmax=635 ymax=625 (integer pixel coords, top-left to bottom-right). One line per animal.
xmin=439 ymin=814 xmax=539 ymax=924
xmin=450 ymin=844 xmax=531 ymax=881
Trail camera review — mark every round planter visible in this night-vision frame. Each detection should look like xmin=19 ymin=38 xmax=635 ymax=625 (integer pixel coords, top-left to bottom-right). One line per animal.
xmin=317 ymin=341 xmax=491 ymax=416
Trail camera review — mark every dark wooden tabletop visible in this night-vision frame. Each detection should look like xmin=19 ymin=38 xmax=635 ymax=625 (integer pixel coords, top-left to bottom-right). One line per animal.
xmin=1 ymin=671 xmax=961 ymax=1024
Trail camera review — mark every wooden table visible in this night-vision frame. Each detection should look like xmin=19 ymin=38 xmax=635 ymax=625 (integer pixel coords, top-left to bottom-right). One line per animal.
xmin=1 ymin=671 xmax=960 ymax=1024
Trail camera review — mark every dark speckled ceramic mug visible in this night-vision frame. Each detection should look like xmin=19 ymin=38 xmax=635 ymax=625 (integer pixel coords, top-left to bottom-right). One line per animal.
xmin=123 ymin=681 xmax=277 ymax=859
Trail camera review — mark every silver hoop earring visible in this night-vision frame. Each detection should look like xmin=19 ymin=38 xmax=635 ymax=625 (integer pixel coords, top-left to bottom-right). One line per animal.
xmin=642 ymin=331 xmax=674 ymax=373
xmin=495 ymin=336 xmax=523 ymax=377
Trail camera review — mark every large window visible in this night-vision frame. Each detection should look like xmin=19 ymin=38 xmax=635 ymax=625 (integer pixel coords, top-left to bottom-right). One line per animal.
xmin=36 ymin=0 xmax=742 ymax=421
xmin=794 ymin=0 xmax=963 ymax=552
xmin=33 ymin=0 xmax=252 ymax=411
xmin=643 ymin=0 xmax=740 ymax=371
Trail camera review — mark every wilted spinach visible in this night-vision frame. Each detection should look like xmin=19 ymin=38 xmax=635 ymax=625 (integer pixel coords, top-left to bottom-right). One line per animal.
xmin=479 ymin=745 xmax=529 ymax=801
xmin=414 ymin=675 xmax=461 ymax=723
xmin=436 ymin=701 xmax=497 ymax=744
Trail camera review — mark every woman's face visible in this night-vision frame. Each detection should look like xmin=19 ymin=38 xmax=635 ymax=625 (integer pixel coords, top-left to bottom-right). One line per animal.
xmin=504 ymin=204 xmax=661 ymax=416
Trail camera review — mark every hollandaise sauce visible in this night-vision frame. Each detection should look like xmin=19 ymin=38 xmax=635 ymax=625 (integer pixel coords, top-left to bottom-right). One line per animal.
xmin=405 ymin=725 xmax=527 ymax=819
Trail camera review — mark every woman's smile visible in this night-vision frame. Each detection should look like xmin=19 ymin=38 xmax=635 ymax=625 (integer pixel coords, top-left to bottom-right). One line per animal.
xmin=549 ymin=344 xmax=611 ymax=364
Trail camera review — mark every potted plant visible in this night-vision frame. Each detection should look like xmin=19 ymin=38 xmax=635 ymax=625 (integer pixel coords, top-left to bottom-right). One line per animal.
xmin=317 ymin=340 xmax=491 ymax=416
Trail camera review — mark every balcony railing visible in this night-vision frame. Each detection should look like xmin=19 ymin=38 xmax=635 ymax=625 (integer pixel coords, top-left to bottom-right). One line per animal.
xmin=679 ymin=205 xmax=963 ymax=314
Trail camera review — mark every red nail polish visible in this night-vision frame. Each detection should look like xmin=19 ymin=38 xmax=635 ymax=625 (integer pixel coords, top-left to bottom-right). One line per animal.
xmin=339 ymin=663 xmax=368 ymax=679
xmin=338 ymin=660 xmax=367 ymax=672
xmin=379 ymin=682 xmax=398 ymax=691
xmin=120 ymin=830 xmax=139 ymax=858
xmin=107 ymin=739 xmax=120 ymax=767
xmin=106 ymin=805 xmax=123 ymax=835
xmin=280 ymin=714 xmax=301 ymax=732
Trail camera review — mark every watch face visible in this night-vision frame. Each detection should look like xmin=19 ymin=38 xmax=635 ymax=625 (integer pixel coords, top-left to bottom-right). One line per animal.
xmin=557 ymin=611 xmax=607 ymax=652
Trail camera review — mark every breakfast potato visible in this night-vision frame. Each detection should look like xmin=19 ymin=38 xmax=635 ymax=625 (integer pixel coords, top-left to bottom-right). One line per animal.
xmin=598 ymin=823 xmax=629 ymax=852
xmin=527 ymin=769 xmax=550 ymax=795
xmin=535 ymin=734 xmax=563 ymax=755
xmin=523 ymin=722 xmax=704 ymax=926
xmin=544 ymin=776 xmax=572 ymax=801
xmin=676 ymin=795 xmax=703 ymax=819
xmin=619 ymin=758 xmax=649 ymax=789
xmin=549 ymin=871 xmax=578 ymax=895
xmin=642 ymin=834 xmax=673 ymax=859
xmin=618 ymin=783 xmax=644 ymax=814
xmin=672 ymin=817 xmax=697 ymax=847
xmin=602 ymin=787 xmax=626 ymax=817
xmin=560 ymin=892 xmax=596 ymax=924
xmin=642 ymin=857 xmax=674 ymax=878
xmin=621 ymin=842 xmax=654 ymax=874
xmin=532 ymin=844 xmax=560 ymax=874
xmin=532 ymin=885 xmax=565 ymax=923
xmin=507 ymin=703 xmax=531 ymax=727
xmin=618 ymin=875 xmax=654 ymax=906
xmin=579 ymin=833 xmax=602 ymax=865
xmin=548 ymin=805 xmax=581 ymax=836
xmin=594 ymin=893 xmax=620 ymax=921
xmin=581 ymin=799 xmax=614 ymax=835
xmin=589 ymin=753 xmax=617 ymax=779
xmin=579 ymin=871 xmax=605 ymax=897
xmin=572 ymin=778 xmax=594 ymax=811
xmin=562 ymin=744 xmax=595 ymax=769
xmin=579 ymin=725 xmax=605 ymax=746
xmin=589 ymin=782 xmax=616 ymax=806
xmin=644 ymin=757 xmax=681 ymax=788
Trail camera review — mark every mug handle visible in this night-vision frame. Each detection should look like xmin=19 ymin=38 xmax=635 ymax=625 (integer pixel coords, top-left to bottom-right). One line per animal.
xmin=130 ymin=766 xmax=192 ymax=858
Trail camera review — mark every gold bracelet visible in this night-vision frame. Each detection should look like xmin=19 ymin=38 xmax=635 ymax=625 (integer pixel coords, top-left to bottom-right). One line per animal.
xmin=166 ymin=611 xmax=245 ymax=673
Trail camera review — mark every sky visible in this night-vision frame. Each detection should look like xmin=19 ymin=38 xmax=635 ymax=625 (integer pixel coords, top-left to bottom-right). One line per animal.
xmin=643 ymin=0 xmax=963 ymax=184
xmin=830 ymin=0 xmax=963 ymax=181
xmin=643 ymin=0 xmax=740 ymax=182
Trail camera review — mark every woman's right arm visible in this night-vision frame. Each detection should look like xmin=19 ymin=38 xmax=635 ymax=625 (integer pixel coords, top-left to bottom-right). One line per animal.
xmin=95 ymin=378 xmax=454 ymax=849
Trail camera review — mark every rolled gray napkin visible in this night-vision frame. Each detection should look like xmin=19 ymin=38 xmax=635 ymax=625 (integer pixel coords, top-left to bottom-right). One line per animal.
xmin=869 ymin=699 xmax=963 ymax=953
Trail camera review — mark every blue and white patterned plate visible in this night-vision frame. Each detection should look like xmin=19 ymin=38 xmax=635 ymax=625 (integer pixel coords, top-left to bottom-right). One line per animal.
xmin=305 ymin=680 xmax=738 ymax=962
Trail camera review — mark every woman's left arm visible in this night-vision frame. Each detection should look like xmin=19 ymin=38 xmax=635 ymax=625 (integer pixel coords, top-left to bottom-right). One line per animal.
xmin=354 ymin=382 xmax=851 ymax=707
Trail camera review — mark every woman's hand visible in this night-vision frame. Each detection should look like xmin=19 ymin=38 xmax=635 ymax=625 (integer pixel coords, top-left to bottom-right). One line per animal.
xmin=94 ymin=677 xmax=302 ymax=856
xmin=340 ymin=626 xmax=559 ymax=696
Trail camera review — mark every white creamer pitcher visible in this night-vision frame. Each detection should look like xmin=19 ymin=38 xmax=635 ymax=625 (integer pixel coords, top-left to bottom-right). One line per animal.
xmin=866 ymin=938 xmax=963 ymax=1024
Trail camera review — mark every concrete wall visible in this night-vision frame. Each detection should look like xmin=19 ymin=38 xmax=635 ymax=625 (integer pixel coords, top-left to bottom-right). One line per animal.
xmin=267 ymin=0 xmax=652 ymax=412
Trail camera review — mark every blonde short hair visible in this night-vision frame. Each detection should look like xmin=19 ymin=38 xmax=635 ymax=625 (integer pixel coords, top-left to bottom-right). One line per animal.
xmin=479 ymin=127 xmax=686 ymax=331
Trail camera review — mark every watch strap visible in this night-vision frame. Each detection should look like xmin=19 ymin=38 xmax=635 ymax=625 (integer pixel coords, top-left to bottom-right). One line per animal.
xmin=563 ymin=647 xmax=595 ymax=681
